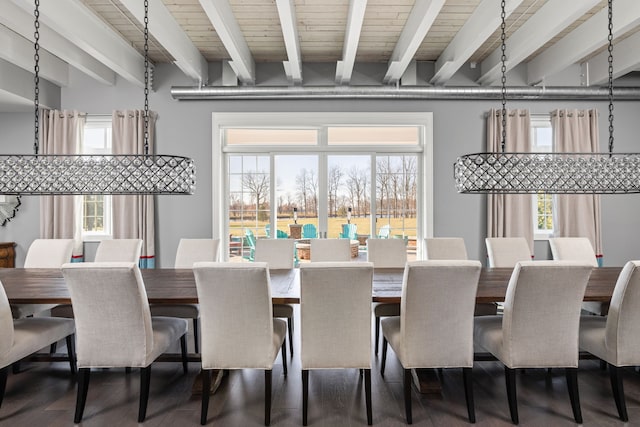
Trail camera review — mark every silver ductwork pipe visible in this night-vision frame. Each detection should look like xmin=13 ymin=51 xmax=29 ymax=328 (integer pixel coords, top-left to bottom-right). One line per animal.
xmin=170 ymin=85 xmax=640 ymax=100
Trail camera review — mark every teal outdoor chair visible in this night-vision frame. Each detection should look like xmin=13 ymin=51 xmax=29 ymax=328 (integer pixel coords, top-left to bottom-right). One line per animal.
xmin=244 ymin=229 xmax=257 ymax=261
xmin=276 ymin=229 xmax=289 ymax=239
xmin=302 ymin=224 xmax=318 ymax=239
xmin=340 ymin=223 xmax=358 ymax=240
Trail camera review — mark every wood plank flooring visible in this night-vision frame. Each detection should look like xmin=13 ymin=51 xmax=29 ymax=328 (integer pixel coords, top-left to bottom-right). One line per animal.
xmin=2 ymin=313 xmax=640 ymax=426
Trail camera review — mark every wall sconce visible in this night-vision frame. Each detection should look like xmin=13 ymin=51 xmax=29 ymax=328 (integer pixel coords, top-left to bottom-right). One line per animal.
xmin=293 ymin=207 xmax=298 ymax=224
xmin=347 ymin=207 xmax=352 ymax=224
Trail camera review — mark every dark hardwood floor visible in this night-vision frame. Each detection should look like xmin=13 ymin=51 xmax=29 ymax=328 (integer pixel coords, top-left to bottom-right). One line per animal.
xmin=2 ymin=315 xmax=639 ymax=426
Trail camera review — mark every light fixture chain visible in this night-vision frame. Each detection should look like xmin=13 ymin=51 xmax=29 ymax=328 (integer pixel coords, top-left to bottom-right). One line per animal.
xmin=33 ymin=0 xmax=40 ymax=155
xmin=500 ymin=0 xmax=507 ymax=153
xmin=607 ymin=0 xmax=614 ymax=154
xmin=143 ymin=0 xmax=150 ymax=156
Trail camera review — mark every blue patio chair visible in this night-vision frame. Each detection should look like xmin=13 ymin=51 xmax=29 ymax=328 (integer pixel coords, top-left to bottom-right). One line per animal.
xmin=339 ymin=223 xmax=358 ymax=240
xmin=244 ymin=229 xmax=256 ymax=261
xmin=276 ymin=229 xmax=289 ymax=239
xmin=302 ymin=223 xmax=318 ymax=239
xmin=377 ymin=224 xmax=391 ymax=238
xmin=264 ymin=224 xmax=271 ymax=238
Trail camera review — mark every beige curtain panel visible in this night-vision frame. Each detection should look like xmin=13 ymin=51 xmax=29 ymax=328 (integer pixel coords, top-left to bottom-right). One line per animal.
xmin=486 ymin=108 xmax=534 ymax=256
xmin=551 ymin=109 xmax=603 ymax=259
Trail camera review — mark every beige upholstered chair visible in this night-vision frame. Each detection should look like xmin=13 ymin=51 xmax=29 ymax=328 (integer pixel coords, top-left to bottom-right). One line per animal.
xmin=381 ymin=260 xmax=482 ymax=424
xmin=61 ymin=262 xmax=188 ymax=423
xmin=11 ymin=238 xmax=74 ymax=319
xmin=255 ymin=238 xmax=296 ymax=356
xmin=425 ymin=237 xmax=468 ymax=260
xmin=549 ymin=237 xmax=602 ymax=315
xmin=309 ymin=238 xmax=351 ymax=262
xmin=150 ymin=238 xmax=220 ymax=353
xmin=367 ymin=238 xmax=407 ymax=355
xmin=0 ymin=281 xmax=76 ymax=409
xmin=474 ymin=261 xmax=593 ymax=424
xmin=579 ymin=260 xmax=640 ymax=421
xmin=193 ymin=262 xmax=287 ymax=426
xmin=485 ymin=237 xmax=531 ymax=268
xmin=300 ymin=262 xmax=373 ymax=426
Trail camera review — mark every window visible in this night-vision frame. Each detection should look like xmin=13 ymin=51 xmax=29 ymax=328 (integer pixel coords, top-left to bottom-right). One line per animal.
xmin=531 ymin=115 xmax=553 ymax=239
xmin=81 ymin=116 xmax=112 ymax=240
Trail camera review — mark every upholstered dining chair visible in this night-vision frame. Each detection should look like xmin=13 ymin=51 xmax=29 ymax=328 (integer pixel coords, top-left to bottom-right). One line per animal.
xmin=380 ymin=260 xmax=482 ymax=424
xmin=485 ymin=237 xmax=531 ymax=268
xmin=255 ymin=238 xmax=296 ymax=356
xmin=300 ymin=262 xmax=374 ymax=426
xmin=579 ymin=260 xmax=640 ymax=421
xmin=367 ymin=238 xmax=407 ymax=355
xmin=309 ymin=238 xmax=351 ymax=262
xmin=193 ymin=262 xmax=287 ymax=426
xmin=0 ymin=281 xmax=76 ymax=410
xmin=11 ymin=238 xmax=74 ymax=319
xmin=61 ymin=262 xmax=188 ymax=423
xmin=474 ymin=261 xmax=593 ymax=424
xmin=150 ymin=238 xmax=220 ymax=354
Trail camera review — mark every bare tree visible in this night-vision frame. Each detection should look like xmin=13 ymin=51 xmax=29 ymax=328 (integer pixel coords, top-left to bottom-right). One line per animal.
xmin=346 ymin=165 xmax=368 ymax=217
xmin=295 ymin=169 xmax=309 ymax=215
xmin=243 ymin=172 xmax=269 ymax=219
xmin=328 ymin=165 xmax=343 ymax=217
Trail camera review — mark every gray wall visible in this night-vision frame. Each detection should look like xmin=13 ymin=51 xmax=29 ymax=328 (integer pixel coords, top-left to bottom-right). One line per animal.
xmin=2 ymin=63 xmax=640 ymax=266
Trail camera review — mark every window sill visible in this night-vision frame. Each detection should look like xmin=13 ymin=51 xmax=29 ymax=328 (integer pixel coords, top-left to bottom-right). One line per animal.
xmin=82 ymin=234 xmax=113 ymax=242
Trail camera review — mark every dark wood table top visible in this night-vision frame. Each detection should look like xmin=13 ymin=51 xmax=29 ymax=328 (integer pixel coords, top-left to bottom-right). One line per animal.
xmin=0 ymin=266 xmax=622 ymax=305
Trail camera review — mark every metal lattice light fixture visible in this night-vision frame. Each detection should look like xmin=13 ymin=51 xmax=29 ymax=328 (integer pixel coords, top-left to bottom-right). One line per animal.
xmin=0 ymin=0 xmax=195 ymax=195
xmin=454 ymin=0 xmax=640 ymax=194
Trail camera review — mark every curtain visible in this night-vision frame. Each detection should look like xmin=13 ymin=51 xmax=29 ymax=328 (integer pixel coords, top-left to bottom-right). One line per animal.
xmin=551 ymin=109 xmax=603 ymax=262
xmin=111 ymin=110 xmax=156 ymax=268
xmin=40 ymin=109 xmax=85 ymax=262
xmin=486 ymin=109 xmax=534 ymax=256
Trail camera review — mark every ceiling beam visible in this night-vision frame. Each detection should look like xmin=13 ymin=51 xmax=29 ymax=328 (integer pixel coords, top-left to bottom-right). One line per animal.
xmin=0 ymin=58 xmax=60 ymax=112
xmin=0 ymin=1 xmax=115 ymax=86
xmin=528 ymin=0 xmax=640 ymax=85
xmin=477 ymin=0 xmax=601 ymax=86
xmin=383 ymin=0 xmax=446 ymax=85
xmin=430 ymin=0 xmax=524 ymax=86
xmin=199 ymin=0 xmax=255 ymax=85
xmin=12 ymin=0 xmax=145 ymax=87
xmin=583 ymin=30 xmax=640 ymax=86
xmin=336 ymin=0 xmax=367 ymax=85
xmin=119 ymin=0 xmax=208 ymax=85
xmin=276 ymin=0 xmax=302 ymax=85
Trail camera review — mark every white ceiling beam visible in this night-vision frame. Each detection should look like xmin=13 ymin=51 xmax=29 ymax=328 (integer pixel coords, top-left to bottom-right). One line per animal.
xmin=0 ymin=25 xmax=69 ymax=87
xmin=336 ymin=0 xmax=367 ymax=85
xmin=583 ymin=30 xmax=640 ymax=86
xmin=383 ymin=0 xmax=446 ymax=84
xmin=0 ymin=1 xmax=115 ymax=86
xmin=199 ymin=0 xmax=255 ymax=85
xmin=276 ymin=0 xmax=302 ymax=85
xmin=430 ymin=0 xmax=524 ymax=85
xmin=477 ymin=0 xmax=601 ymax=86
xmin=119 ymin=0 xmax=208 ymax=84
xmin=528 ymin=0 xmax=640 ymax=85
xmin=0 ymin=58 xmax=60 ymax=112
xmin=12 ymin=0 xmax=145 ymax=87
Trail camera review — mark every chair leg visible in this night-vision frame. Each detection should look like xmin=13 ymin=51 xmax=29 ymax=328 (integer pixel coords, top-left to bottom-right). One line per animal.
xmin=565 ymin=367 xmax=582 ymax=424
xmin=364 ymin=368 xmax=372 ymax=425
xmin=50 ymin=342 xmax=57 ymax=354
xmin=463 ymin=367 xmax=476 ymax=423
xmin=180 ymin=334 xmax=188 ymax=374
xmin=74 ymin=368 xmax=91 ymax=423
xmin=380 ymin=337 xmax=388 ymax=377
xmin=265 ymin=370 xmax=272 ymax=426
xmin=66 ymin=334 xmax=77 ymax=375
xmin=504 ymin=367 xmax=518 ymax=424
xmin=302 ymin=369 xmax=309 ymax=426
xmin=609 ymin=364 xmax=628 ymax=421
xmin=138 ymin=365 xmax=151 ymax=422
xmin=374 ymin=316 xmax=380 ymax=356
xmin=193 ymin=318 xmax=199 ymax=354
xmin=281 ymin=340 xmax=288 ymax=378
xmin=287 ymin=317 xmax=294 ymax=357
xmin=201 ymin=369 xmax=212 ymax=425
xmin=403 ymin=368 xmax=412 ymax=424
xmin=0 ymin=366 xmax=8 ymax=409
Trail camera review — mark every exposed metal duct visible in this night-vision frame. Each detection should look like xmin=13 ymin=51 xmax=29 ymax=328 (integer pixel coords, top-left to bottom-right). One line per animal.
xmin=170 ymin=85 xmax=640 ymax=100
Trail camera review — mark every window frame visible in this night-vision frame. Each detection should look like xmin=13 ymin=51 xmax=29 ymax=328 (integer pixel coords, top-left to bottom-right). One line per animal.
xmin=530 ymin=114 xmax=554 ymax=240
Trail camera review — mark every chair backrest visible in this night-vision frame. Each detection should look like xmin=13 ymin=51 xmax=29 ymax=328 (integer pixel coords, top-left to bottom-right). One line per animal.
xmin=549 ymin=237 xmax=599 ymax=267
xmin=424 ymin=238 xmax=468 ymax=260
xmin=310 ymin=238 xmax=351 ymax=262
xmin=302 ymin=224 xmax=318 ymax=238
xmin=377 ymin=224 xmax=391 ymax=238
xmin=174 ymin=238 xmax=220 ymax=268
xmin=61 ymin=262 xmax=154 ymax=368
xmin=501 ymin=261 xmax=593 ymax=367
xmin=367 ymin=238 xmax=407 ymax=268
xmin=193 ymin=262 xmax=275 ymax=369
xmin=400 ymin=260 xmax=481 ymax=367
xmin=340 ymin=223 xmax=357 ymax=239
xmin=485 ymin=237 xmax=531 ymax=268
xmin=94 ymin=239 xmax=142 ymax=263
xmin=300 ymin=262 xmax=373 ymax=369
xmin=264 ymin=224 xmax=271 ymax=238
xmin=604 ymin=260 xmax=640 ymax=365
xmin=255 ymin=239 xmax=295 ymax=269
xmin=0 ymin=282 xmax=14 ymax=362
xmin=24 ymin=239 xmax=74 ymax=268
